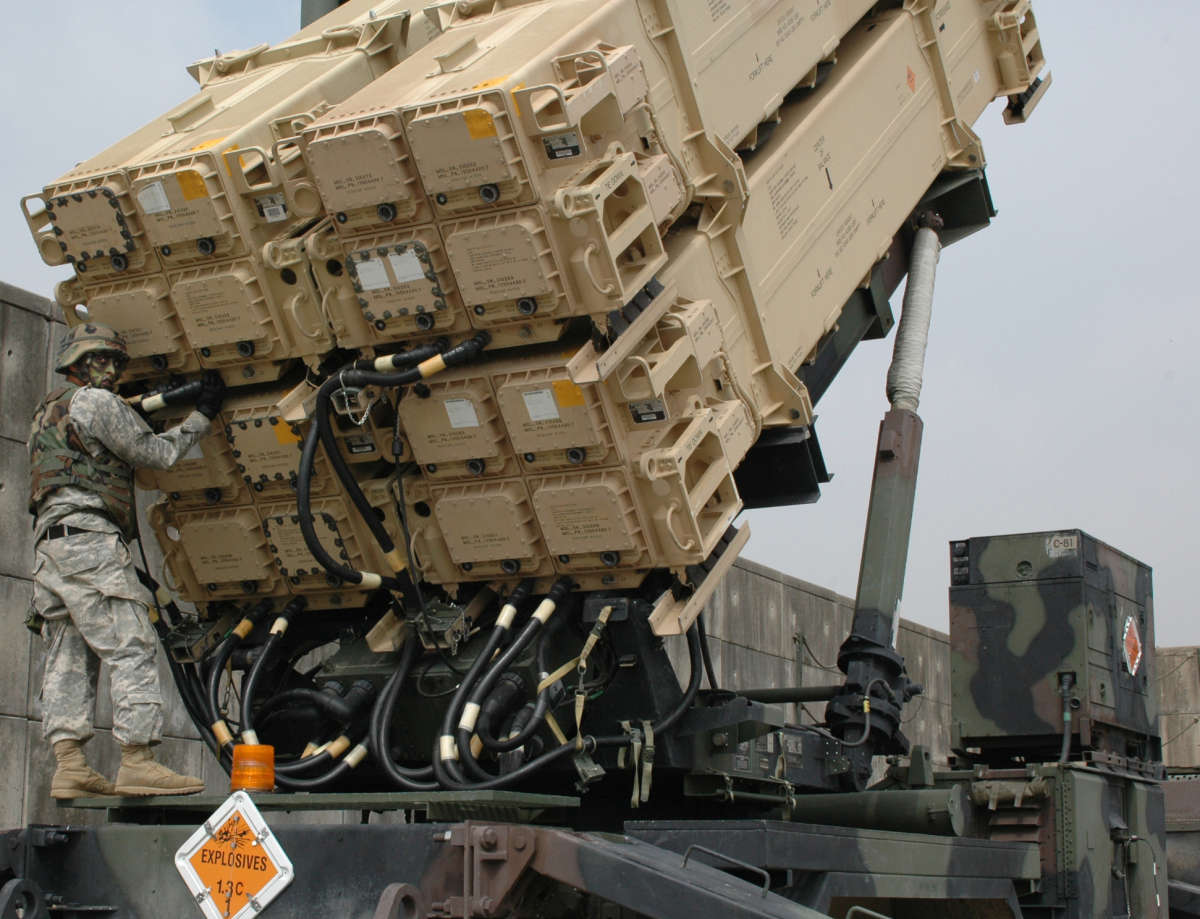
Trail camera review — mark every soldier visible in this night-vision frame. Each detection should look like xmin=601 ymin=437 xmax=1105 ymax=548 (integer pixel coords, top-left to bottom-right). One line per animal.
xmin=29 ymin=323 xmax=226 ymax=799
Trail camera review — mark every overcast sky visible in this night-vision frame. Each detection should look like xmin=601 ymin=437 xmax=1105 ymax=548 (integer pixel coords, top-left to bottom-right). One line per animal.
xmin=3 ymin=3 xmax=1198 ymax=645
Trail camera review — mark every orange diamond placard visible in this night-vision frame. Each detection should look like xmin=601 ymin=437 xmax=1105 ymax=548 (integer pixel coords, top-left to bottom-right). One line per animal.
xmin=1123 ymin=615 xmax=1143 ymax=676
xmin=176 ymin=792 xmax=293 ymax=919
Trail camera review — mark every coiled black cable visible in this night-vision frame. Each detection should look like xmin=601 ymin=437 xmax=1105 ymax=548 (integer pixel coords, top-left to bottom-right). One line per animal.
xmin=369 ymin=637 xmax=437 ymax=790
xmin=592 ymin=623 xmax=703 ymax=748
xmin=432 ymin=580 xmax=533 ymax=787
xmin=452 ymin=581 xmax=571 ymax=784
xmin=239 ymin=598 xmax=307 ymax=743
xmin=298 ymin=332 xmax=491 ymax=596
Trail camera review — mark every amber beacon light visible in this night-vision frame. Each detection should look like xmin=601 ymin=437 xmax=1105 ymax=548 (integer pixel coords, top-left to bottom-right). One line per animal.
xmin=230 ymin=744 xmax=275 ymax=792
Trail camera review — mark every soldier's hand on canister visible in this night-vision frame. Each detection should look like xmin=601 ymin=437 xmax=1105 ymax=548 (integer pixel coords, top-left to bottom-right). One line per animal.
xmin=195 ymin=371 xmax=227 ymax=420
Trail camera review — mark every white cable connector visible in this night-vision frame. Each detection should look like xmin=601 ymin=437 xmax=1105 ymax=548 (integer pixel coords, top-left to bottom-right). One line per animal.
xmin=496 ymin=602 xmax=518 ymax=630
xmin=345 ymin=743 xmax=369 ymax=767
xmin=438 ymin=735 xmax=459 ymax=762
xmin=459 ymin=702 xmax=481 ymax=732
xmin=358 ymin=571 xmax=383 ymax=590
xmin=532 ymin=598 xmax=557 ymax=624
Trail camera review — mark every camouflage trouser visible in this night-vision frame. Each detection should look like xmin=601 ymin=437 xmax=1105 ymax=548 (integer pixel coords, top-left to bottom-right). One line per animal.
xmin=33 ymin=530 xmax=163 ymax=747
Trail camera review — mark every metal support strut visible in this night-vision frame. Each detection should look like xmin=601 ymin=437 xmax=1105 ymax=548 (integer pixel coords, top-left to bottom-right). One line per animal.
xmin=826 ymin=214 xmax=943 ymax=788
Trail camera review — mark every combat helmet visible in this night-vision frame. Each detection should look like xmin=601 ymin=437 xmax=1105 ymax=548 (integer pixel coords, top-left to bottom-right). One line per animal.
xmin=55 ymin=322 xmax=128 ymax=373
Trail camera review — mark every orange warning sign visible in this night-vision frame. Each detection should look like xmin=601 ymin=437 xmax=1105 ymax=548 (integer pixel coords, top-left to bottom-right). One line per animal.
xmin=176 ymin=792 xmax=292 ymax=919
xmin=1123 ymin=616 xmax=1143 ymax=676
xmin=188 ymin=811 xmax=282 ymax=917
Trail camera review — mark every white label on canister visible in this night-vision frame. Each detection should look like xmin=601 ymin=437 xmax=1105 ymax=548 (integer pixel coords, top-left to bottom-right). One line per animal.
xmin=137 ymin=181 xmax=171 ymax=215
xmin=388 ymin=250 xmax=425 ymax=284
xmin=1045 ymin=533 xmax=1078 ymax=558
xmin=355 ymin=256 xmax=391 ymax=291
xmin=522 ymin=387 xmax=560 ymax=422
xmin=444 ymin=398 xmax=480 ymax=429
xmin=255 ymin=193 xmax=288 ymax=223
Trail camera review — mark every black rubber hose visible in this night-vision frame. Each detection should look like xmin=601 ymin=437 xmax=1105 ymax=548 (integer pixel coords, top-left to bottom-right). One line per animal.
xmin=478 ymin=693 xmax=551 ymax=753
xmin=476 ymin=609 xmax=565 ymax=752
xmin=205 ymin=601 xmax=272 ymax=729
xmin=239 ymin=632 xmax=283 ymax=737
xmin=255 ymin=687 xmax=359 ymax=722
xmin=455 ymin=581 xmax=571 ymax=782
xmin=369 ymin=639 xmax=438 ymax=790
xmin=475 ymin=617 xmax=564 ymax=752
xmin=314 ymin=375 xmax=404 ymax=556
xmin=299 ymin=332 xmax=491 ymax=593
xmin=456 ymin=618 xmax=546 ymax=781
xmin=205 ymin=635 xmax=238 ymax=726
xmin=353 ymin=338 xmax=448 ymax=371
xmin=444 ymin=729 xmax=590 ymax=791
xmin=297 ymin=420 xmax=393 ymax=588
xmin=313 ymin=331 xmax=491 ymax=562
xmin=433 ymin=617 xmax=515 ymax=787
xmin=432 ymin=580 xmax=532 ymax=787
xmin=697 ymin=613 xmax=719 ymax=690
xmin=239 ymin=598 xmax=307 ymax=739
xmin=273 ymin=737 xmax=367 ymax=790
xmin=593 ymin=623 xmax=703 ymax=748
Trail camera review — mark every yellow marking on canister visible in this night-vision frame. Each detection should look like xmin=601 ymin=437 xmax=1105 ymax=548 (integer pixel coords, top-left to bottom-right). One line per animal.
xmin=552 ymin=379 xmax=585 ymax=408
xmin=273 ymin=419 xmax=301 ymax=445
xmin=463 ymin=109 xmax=497 ymax=140
xmin=176 ymin=170 xmax=207 ymax=201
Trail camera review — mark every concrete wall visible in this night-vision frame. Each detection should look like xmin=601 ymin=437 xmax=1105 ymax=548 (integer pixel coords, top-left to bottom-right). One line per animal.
xmin=679 ymin=557 xmax=951 ymax=766
xmin=0 ymin=285 xmax=228 ymax=831
xmin=1160 ymin=647 xmax=1200 ymax=768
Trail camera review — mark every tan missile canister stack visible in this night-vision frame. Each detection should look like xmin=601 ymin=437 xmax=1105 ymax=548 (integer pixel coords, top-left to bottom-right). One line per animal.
xmin=22 ymin=1 xmax=439 ymax=385
xmin=22 ymin=0 xmax=1048 ymax=622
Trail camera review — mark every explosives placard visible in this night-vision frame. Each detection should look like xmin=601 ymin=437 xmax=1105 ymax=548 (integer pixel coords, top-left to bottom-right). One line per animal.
xmin=175 ymin=792 xmax=293 ymax=919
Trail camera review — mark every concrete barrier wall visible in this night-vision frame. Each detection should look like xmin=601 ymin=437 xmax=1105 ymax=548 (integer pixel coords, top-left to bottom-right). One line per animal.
xmin=0 ymin=285 xmax=227 ymax=831
xmin=1160 ymin=647 xmax=1200 ymax=768
xmin=679 ymin=557 xmax=952 ymax=766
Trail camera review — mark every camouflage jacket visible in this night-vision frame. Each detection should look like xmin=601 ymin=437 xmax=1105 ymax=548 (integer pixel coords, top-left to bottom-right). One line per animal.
xmin=29 ymin=384 xmax=210 ymax=543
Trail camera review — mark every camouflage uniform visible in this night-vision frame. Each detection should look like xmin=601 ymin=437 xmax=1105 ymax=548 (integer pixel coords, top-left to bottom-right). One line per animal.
xmin=31 ymin=385 xmax=210 ymax=746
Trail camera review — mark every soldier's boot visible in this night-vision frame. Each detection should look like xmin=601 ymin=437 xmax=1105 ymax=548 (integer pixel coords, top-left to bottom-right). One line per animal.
xmin=50 ymin=739 xmax=118 ymax=799
xmin=114 ymin=744 xmax=205 ymax=796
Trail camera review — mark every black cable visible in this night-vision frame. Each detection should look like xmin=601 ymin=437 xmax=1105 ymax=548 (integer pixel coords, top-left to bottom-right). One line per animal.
xmin=297 ymin=420 xmax=389 ymax=588
xmin=205 ymin=601 xmax=272 ymax=733
xmin=697 ymin=613 xmax=719 ymax=690
xmin=369 ymin=638 xmax=438 ymax=790
xmin=476 ymin=620 xmax=563 ymax=753
xmin=353 ymin=339 xmax=448 ymax=371
xmin=297 ymin=332 xmax=491 ymax=599
xmin=239 ymin=599 xmax=307 ymax=740
xmin=206 ymin=635 xmax=238 ymax=726
xmin=456 ymin=617 xmax=546 ymax=782
xmin=239 ymin=633 xmax=283 ymax=737
xmin=593 ymin=623 xmax=703 ymax=748
xmin=432 ymin=582 xmax=531 ymax=787
xmin=273 ymin=736 xmax=368 ymax=790
xmin=305 ymin=333 xmax=491 ymax=586
xmin=453 ymin=581 xmax=571 ymax=784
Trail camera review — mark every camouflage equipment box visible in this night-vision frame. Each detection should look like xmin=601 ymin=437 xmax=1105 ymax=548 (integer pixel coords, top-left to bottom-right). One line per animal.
xmin=949 ymin=530 xmax=1159 ymax=764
